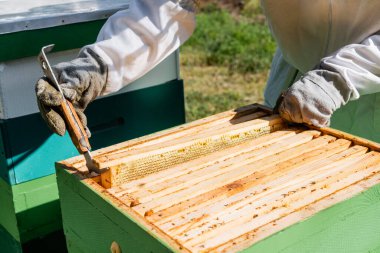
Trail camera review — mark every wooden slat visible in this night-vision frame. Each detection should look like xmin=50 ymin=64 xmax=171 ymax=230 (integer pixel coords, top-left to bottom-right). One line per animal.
xmin=157 ymin=144 xmax=366 ymax=236
xmin=148 ymin=138 xmax=352 ymax=224
xmin=108 ymin=129 xmax=301 ymax=198
xmin=60 ymin=104 xmax=269 ymax=170
xmin=132 ymin=131 xmax=321 ymax=216
xmin=100 ymin=115 xmax=286 ymax=188
xmin=98 ymin=115 xmax=283 ymax=168
xmin=213 ymin=172 xmax=380 ymax=253
xmin=108 ymin=129 xmax=302 ymax=207
xmin=310 ymin=125 xmax=380 ymax=152
xmin=182 ymin=150 xmax=378 ymax=249
xmin=189 ymin=152 xmax=380 ymax=251
xmin=129 ymin=133 xmax=331 ymax=205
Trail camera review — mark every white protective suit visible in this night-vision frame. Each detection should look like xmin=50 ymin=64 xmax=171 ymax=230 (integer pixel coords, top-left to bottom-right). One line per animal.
xmin=85 ymin=0 xmax=380 ymax=142
xmin=261 ymin=1 xmax=380 ymax=141
xmin=86 ymin=0 xmax=196 ymax=95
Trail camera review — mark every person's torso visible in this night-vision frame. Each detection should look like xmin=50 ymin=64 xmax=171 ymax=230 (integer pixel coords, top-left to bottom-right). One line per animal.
xmin=261 ymin=0 xmax=380 ymax=73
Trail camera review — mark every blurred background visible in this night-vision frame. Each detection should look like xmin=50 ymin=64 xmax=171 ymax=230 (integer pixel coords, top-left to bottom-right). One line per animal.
xmin=181 ymin=0 xmax=276 ymax=122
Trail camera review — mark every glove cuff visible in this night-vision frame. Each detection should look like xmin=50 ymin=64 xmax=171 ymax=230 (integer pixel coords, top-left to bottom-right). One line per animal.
xmin=52 ymin=47 xmax=108 ymax=110
xmin=279 ymin=69 xmax=349 ymax=127
xmin=304 ymin=70 xmax=351 ymax=111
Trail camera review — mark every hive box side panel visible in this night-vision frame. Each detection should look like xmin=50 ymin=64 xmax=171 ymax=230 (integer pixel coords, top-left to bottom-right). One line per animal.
xmin=57 ymin=169 xmax=176 ymax=253
xmin=0 ymin=175 xmax=63 ymax=244
xmin=0 ymin=122 xmax=14 ymax=184
xmin=13 ymin=174 xmax=62 ymax=243
xmin=242 ymin=183 xmax=380 ymax=253
xmin=0 ymin=178 xmax=19 ymax=241
xmin=0 ymin=20 xmax=106 ymax=62
xmin=57 ymin=104 xmax=380 ymax=252
xmin=0 ymin=225 xmax=22 ymax=253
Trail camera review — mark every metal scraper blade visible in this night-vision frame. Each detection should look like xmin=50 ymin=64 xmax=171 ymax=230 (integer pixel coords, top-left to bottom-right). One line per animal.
xmin=84 ymin=151 xmax=108 ymax=174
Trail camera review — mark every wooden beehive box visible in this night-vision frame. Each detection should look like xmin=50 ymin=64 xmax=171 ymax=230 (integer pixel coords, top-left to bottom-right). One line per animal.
xmin=56 ymin=104 xmax=380 ymax=253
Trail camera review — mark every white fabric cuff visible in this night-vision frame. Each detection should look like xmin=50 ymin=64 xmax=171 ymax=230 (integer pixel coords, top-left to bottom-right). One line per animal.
xmin=321 ymin=34 xmax=380 ymax=100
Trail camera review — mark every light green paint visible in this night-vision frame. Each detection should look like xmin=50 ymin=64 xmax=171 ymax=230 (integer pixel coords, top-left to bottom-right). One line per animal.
xmin=14 ymin=174 xmax=62 ymax=243
xmin=66 ymin=236 xmax=87 ymax=253
xmin=245 ymin=183 xmax=380 ymax=253
xmin=371 ymin=243 xmax=380 ymax=253
xmin=0 ymin=174 xmax=62 ymax=244
xmin=0 ymin=177 xmax=19 ymax=241
xmin=57 ymin=168 xmax=175 ymax=253
xmin=12 ymin=174 xmax=59 ymax=212
xmin=57 ymin=167 xmax=380 ymax=253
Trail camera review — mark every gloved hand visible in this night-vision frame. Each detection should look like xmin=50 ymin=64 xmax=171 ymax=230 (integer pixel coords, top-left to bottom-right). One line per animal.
xmin=278 ymin=69 xmax=354 ymax=127
xmin=178 ymin=0 xmax=200 ymax=12
xmin=35 ymin=48 xmax=107 ymax=137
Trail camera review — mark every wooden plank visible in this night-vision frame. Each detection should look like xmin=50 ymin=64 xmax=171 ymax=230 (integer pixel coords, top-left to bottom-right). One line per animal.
xmin=98 ymin=115 xmax=284 ymax=168
xmin=101 ymin=116 xmax=286 ymax=188
xmin=148 ymin=138 xmax=352 ymax=224
xmin=108 ymin=129 xmax=301 ymax=198
xmin=157 ymin=145 xmax=367 ymax=235
xmin=310 ymin=125 xmax=380 ymax=151
xmin=184 ymin=152 xmax=380 ymax=250
xmin=211 ymin=166 xmax=380 ymax=253
xmin=131 ymin=134 xmax=332 ymax=206
xmin=60 ymin=104 xmax=269 ymax=170
xmin=132 ymin=131 xmax=321 ymax=216
xmin=256 ymin=104 xmax=380 ymax=151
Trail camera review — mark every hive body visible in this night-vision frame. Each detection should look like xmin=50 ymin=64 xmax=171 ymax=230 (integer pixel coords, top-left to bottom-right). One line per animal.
xmin=57 ymin=104 xmax=380 ymax=253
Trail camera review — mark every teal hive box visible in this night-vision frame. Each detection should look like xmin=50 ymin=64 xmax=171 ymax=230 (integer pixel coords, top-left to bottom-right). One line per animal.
xmin=0 ymin=80 xmax=185 ymax=185
xmin=0 ymin=80 xmax=185 ymax=251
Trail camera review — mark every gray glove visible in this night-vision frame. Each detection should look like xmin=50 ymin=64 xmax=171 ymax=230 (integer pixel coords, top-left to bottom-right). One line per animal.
xmin=278 ymin=69 xmax=354 ymax=127
xmin=35 ymin=48 xmax=107 ymax=137
xmin=178 ymin=0 xmax=199 ymax=12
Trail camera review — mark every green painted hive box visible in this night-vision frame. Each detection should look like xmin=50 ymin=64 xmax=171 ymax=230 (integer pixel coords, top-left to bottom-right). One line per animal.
xmin=56 ymin=104 xmax=380 ymax=253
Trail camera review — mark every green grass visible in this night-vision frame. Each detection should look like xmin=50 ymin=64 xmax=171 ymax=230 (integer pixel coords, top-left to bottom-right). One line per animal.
xmin=182 ymin=8 xmax=275 ymax=74
xmin=181 ymin=2 xmax=276 ymax=121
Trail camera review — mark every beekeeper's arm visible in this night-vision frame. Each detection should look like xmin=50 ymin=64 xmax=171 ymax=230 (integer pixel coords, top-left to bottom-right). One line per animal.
xmin=279 ymin=34 xmax=380 ymax=127
xmin=35 ymin=0 xmax=196 ymax=136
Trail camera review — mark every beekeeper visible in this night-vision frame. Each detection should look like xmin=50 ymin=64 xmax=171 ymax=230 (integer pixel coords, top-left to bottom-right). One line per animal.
xmin=35 ymin=0 xmax=380 ymax=142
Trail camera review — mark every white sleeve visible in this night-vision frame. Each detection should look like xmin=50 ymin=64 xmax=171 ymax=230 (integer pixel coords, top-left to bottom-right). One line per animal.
xmin=83 ymin=0 xmax=196 ymax=95
xmin=321 ymin=34 xmax=380 ymax=100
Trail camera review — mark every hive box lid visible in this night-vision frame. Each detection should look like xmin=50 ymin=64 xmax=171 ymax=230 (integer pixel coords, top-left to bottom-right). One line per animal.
xmin=0 ymin=0 xmax=129 ymax=34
